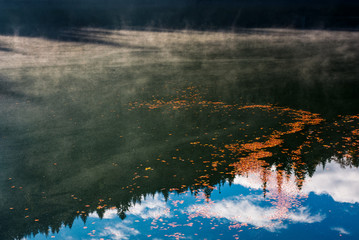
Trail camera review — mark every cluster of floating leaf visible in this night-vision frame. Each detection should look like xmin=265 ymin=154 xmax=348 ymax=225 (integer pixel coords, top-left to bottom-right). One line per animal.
xmin=128 ymin=86 xmax=359 ymax=233
xmin=10 ymin=86 xmax=358 ymax=239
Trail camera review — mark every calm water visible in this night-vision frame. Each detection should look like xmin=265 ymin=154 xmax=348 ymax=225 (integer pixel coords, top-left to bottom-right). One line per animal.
xmin=0 ymin=29 xmax=359 ymax=240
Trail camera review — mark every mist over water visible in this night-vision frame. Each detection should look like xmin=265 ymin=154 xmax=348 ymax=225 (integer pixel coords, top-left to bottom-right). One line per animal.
xmin=0 ymin=2 xmax=359 ymax=239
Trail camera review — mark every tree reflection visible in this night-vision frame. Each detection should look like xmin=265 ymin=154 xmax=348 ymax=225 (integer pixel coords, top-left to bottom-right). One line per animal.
xmin=0 ymin=88 xmax=358 ymax=240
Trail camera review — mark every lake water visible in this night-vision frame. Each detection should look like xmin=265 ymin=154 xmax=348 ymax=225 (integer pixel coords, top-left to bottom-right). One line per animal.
xmin=0 ymin=29 xmax=358 ymax=240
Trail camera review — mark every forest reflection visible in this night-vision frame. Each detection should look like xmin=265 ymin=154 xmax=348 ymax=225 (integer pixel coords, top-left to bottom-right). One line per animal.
xmin=0 ymin=28 xmax=358 ymax=239
xmin=1 ymin=86 xmax=358 ymax=240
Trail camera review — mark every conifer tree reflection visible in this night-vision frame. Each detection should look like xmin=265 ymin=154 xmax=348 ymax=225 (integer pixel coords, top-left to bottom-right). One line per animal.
xmin=0 ymin=89 xmax=358 ymax=240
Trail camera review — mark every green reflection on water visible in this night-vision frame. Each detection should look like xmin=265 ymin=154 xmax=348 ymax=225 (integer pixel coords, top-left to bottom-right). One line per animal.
xmin=0 ymin=29 xmax=358 ymax=240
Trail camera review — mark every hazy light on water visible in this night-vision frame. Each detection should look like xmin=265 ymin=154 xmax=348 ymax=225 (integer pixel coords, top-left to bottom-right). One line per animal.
xmin=1 ymin=28 xmax=359 ymax=240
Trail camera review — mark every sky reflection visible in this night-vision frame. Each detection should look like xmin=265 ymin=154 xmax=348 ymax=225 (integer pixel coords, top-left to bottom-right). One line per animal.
xmin=25 ymin=161 xmax=359 ymax=240
xmin=1 ymin=29 xmax=358 ymax=240
xmin=302 ymin=161 xmax=359 ymax=204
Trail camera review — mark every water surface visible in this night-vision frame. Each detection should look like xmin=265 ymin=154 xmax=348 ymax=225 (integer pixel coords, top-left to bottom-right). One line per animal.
xmin=0 ymin=29 xmax=358 ymax=240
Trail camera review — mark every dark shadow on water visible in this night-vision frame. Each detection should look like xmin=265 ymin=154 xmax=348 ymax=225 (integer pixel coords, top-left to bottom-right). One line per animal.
xmin=56 ymin=28 xmax=140 ymax=48
xmin=0 ymin=46 xmax=13 ymax=52
xmin=0 ymin=41 xmax=14 ymax=52
xmin=0 ymin=0 xmax=359 ymax=42
xmin=0 ymin=76 xmax=28 ymax=99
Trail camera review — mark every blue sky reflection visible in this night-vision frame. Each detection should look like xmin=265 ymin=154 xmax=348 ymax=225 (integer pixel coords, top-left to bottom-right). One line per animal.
xmin=25 ymin=161 xmax=359 ymax=240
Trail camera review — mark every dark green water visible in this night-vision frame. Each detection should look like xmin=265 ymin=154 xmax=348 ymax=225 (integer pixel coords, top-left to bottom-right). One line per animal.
xmin=0 ymin=29 xmax=358 ymax=239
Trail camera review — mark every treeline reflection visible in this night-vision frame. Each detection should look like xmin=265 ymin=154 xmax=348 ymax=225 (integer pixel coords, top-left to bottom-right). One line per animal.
xmin=0 ymin=88 xmax=358 ymax=240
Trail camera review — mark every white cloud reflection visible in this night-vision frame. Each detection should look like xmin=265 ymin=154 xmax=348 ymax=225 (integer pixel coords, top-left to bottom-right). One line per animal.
xmin=302 ymin=161 xmax=359 ymax=203
xmin=331 ymin=227 xmax=350 ymax=235
xmin=186 ymin=195 xmax=324 ymax=231
xmin=87 ymin=161 xmax=358 ymax=236
xmin=99 ymin=223 xmax=139 ymax=240
xmin=233 ymin=174 xmax=263 ymax=189
xmin=233 ymin=160 xmax=359 ymax=204
xmin=89 ymin=194 xmax=170 ymax=220
xmin=127 ymin=194 xmax=171 ymax=219
xmin=194 ymin=164 xmax=325 ymax=231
